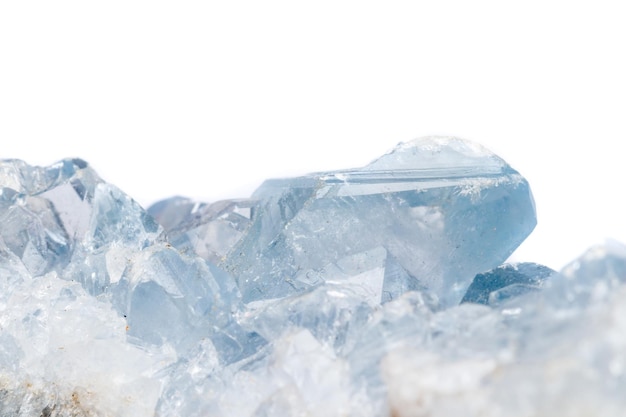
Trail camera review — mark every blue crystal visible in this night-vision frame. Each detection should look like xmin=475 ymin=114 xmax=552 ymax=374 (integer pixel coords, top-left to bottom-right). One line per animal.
xmin=461 ymin=262 xmax=555 ymax=306
xmin=148 ymin=197 xmax=254 ymax=263
xmin=0 ymin=158 xmax=253 ymax=364
xmin=221 ymin=137 xmax=536 ymax=306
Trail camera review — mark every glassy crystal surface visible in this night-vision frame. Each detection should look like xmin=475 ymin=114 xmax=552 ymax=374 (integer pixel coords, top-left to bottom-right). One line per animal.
xmin=148 ymin=197 xmax=254 ymax=263
xmin=5 ymin=136 xmax=624 ymax=417
xmin=461 ymin=262 xmax=555 ymax=306
xmin=220 ymin=137 xmax=536 ymax=306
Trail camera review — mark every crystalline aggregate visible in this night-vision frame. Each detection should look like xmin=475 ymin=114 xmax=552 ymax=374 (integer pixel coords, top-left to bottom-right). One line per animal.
xmin=1 ymin=136 xmax=625 ymax=416
xmin=148 ymin=137 xmax=536 ymax=307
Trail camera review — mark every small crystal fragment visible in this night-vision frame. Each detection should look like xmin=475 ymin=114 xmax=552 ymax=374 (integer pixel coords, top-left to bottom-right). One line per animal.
xmin=148 ymin=197 xmax=254 ymax=263
xmin=461 ymin=262 xmax=555 ymax=306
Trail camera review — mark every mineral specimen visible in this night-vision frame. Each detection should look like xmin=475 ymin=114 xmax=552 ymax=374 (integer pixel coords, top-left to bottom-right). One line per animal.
xmin=1 ymin=136 xmax=622 ymax=417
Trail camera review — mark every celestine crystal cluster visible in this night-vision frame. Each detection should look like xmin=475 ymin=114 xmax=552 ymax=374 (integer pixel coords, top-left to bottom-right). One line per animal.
xmin=1 ymin=137 xmax=625 ymax=416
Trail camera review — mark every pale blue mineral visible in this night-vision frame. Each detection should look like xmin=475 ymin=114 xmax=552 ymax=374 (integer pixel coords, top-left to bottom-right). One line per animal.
xmin=461 ymin=262 xmax=555 ymax=306
xmin=220 ymin=137 xmax=536 ymax=306
xmin=148 ymin=197 xmax=254 ymax=263
xmin=146 ymin=138 xmax=536 ymax=307
xmin=8 ymin=136 xmax=626 ymax=417
xmin=0 ymin=158 xmax=257 ymax=367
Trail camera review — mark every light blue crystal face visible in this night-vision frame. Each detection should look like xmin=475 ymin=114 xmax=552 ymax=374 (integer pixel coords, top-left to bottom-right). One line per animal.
xmin=222 ymin=137 xmax=536 ymax=306
xmin=148 ymin=197 xmax=254 ymax=263
xmin=0 ymin=159 xmax=94 ymax=276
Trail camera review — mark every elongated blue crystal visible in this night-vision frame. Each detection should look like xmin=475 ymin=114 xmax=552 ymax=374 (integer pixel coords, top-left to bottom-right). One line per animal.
xmin=222 ymin=137 xmax=536 ymax=306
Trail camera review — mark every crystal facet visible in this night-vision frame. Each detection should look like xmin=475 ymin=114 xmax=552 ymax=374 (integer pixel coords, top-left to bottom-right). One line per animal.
xmin=461 ymin=262 xmax=555 ymax=306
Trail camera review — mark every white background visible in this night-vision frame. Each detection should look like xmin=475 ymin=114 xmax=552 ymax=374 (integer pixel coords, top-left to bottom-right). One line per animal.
xmin=1 ymin=1 xmax=625 ymax=270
